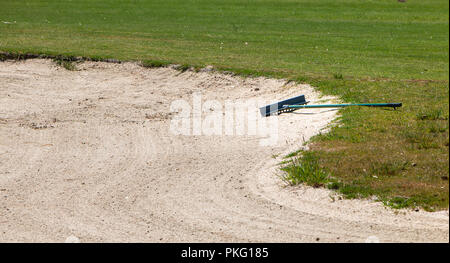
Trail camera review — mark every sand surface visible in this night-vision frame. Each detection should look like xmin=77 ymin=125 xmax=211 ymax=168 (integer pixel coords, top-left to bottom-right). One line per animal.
xmin=0 ymin=59 xmax=448 ymax=242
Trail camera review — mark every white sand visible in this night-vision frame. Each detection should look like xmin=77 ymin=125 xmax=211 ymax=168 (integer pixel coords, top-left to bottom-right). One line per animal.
xmin=0 ymin=59 xmax=448 ymax=242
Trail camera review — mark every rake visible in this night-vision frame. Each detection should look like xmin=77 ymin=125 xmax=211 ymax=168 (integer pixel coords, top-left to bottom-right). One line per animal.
xmin=260 ymin=95 xmax=402 ymax=117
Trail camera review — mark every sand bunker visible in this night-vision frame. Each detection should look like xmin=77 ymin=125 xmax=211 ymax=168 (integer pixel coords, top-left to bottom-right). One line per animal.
xmin=0 ymin=59 xmax=448 ymax=242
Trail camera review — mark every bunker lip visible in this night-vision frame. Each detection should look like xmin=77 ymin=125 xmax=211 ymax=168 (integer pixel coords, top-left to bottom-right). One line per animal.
xmin=0 ymin=51 xmax=123 ymax=63
xmin=0 ymin=59 xmax=448 ymax=242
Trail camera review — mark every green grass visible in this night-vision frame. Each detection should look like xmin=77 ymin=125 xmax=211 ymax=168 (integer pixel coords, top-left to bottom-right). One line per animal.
xmin=283 ymin=150 xmax=302 ymax=159
xmin=141 ymin=59 xmax=170 ymax=68
xmin=281 ymin=151 xmax=330 ymax=187
xmin=1 ymin=0 xmax=448 ymax=80
xmin=54 ymin=58 xmax=77 ymax=70
xmin=1 ymin=0 xmax=448 ymax=210
xmin=282 ymin=151 xmax=446 ymax=211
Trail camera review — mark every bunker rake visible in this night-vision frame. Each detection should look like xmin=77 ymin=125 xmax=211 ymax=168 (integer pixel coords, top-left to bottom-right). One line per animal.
xmin=260 ymin=94 xmax=402 ymax=117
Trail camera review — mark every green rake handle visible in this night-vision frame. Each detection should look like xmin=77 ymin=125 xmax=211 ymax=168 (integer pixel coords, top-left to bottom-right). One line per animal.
xmin=284 ymin=103 xmax=402 ymax=109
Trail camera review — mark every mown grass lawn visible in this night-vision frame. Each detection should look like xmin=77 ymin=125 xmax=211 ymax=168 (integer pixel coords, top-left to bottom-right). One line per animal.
xmin=1 ymin=0 xmax=448 ymax=210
